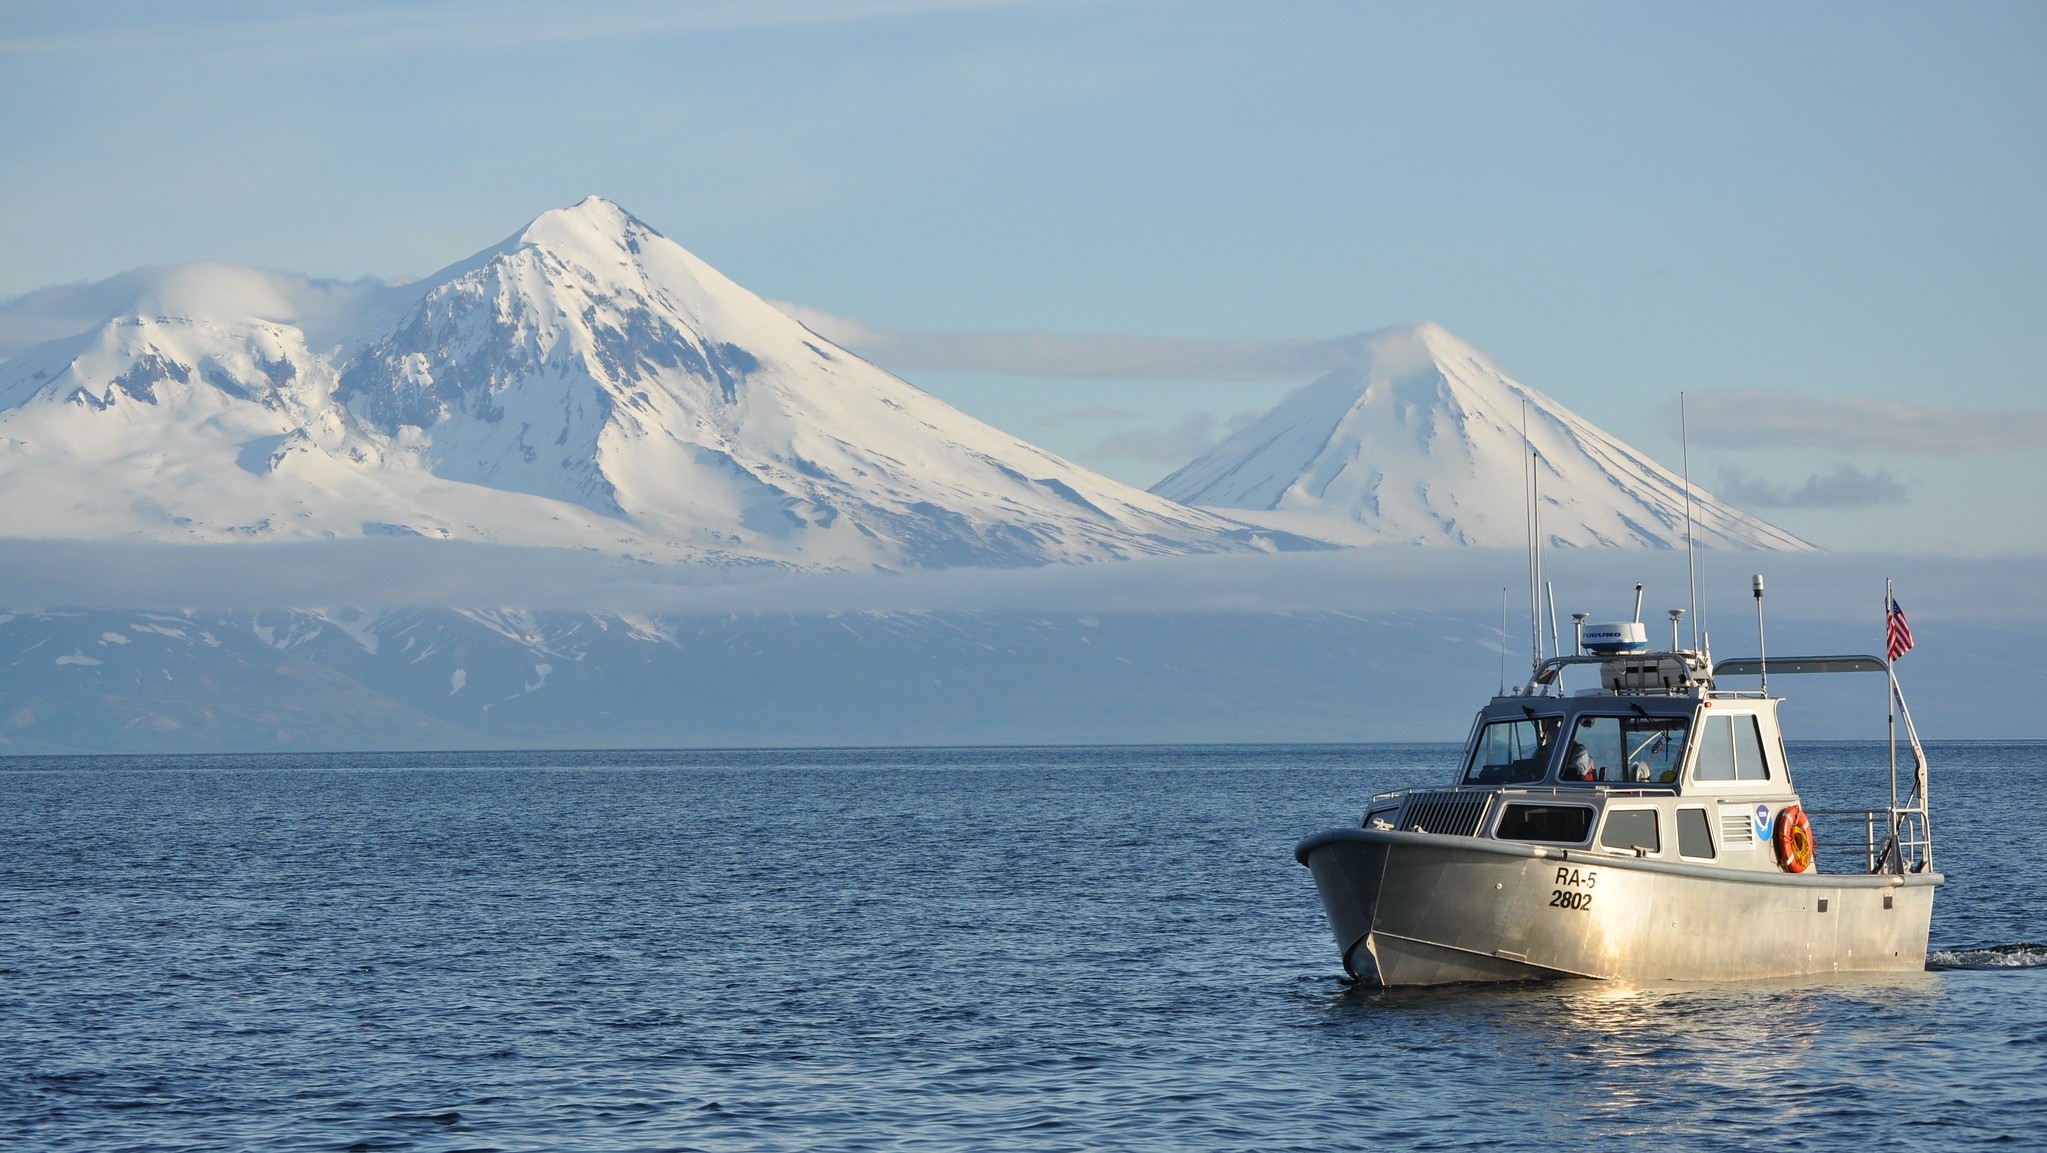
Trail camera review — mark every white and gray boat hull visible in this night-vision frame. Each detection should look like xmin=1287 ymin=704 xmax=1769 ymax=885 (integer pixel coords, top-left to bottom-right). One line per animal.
xmin=1297 ymin=828 xmax=1940 ymax=986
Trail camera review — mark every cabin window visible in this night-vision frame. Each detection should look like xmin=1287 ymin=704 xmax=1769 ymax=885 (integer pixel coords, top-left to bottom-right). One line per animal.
xmin=1558 ymin=715 xmax=1689 ymax=784
xmin=1735 ymin=717 xmax=1769 ymax=780
xmin=1495 ymin=803 xmax=1594 ymax=844
xmin=1599 ymin=808 xmax=1660 ymax=853
xmin=1463 ymin=717 xmax=1559 ymax=784
xmin=1677 ymin=807 xmax=1715 ymax=859
xmin=1692 ymin=715 xmax=1771 ymax=782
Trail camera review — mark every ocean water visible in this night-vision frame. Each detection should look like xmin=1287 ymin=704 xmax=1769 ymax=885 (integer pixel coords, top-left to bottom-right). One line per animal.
xmin=1 ymin=742 xmax=2041 ymax=1151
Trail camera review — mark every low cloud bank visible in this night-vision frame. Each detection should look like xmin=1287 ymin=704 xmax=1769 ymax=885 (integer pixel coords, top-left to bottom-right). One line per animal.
xmin=1717 ymin=463 xmax=1911 ymax=509
xmin=770 ymin=300 xmax=1385 ymax=382
xmin=1679 ymin=389 xmax=2047 ymax=454
xmin=2 ymin=539 xmax=2038 ymax=626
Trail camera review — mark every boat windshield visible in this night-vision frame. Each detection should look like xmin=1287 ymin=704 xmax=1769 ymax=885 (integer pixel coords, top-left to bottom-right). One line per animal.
xmin=1463 ymin=716 xmax=1561 ymax=784
xmin=1560 ymin=714 xmax=1690 ymax=784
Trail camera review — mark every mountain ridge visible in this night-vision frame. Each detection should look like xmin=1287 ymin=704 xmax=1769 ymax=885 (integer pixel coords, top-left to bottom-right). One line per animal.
xmin=0 ymin=197 xmax=1309 ymax=569
xmin=0 ymin=202 xmax=1807 ymax=564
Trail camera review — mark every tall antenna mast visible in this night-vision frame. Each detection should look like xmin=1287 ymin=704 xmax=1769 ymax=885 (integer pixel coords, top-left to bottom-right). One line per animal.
xmin=1532 ymin=415 xmax=1547 ymax=662
xmin=1681 ymin=391 xmax=1700 ymax=651
xmin=1523 ymin=398 xmax=1540 ymax=674
xmin=1498 ymin=586 xmax=1509 ymax=694
xmin=1546 ymin=581 xmax=1561 ymax=666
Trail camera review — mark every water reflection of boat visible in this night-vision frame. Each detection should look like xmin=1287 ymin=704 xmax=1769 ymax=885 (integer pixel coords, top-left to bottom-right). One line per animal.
xmin=1296 ymin=589 xmax=1941 ymax=986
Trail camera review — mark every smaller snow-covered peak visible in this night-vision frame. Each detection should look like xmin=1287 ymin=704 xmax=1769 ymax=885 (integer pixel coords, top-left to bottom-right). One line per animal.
xmin=1154 ymin=322 xmax=1813 ymax=552
xmin=1352 ymin=320 xmax=1449 ymax=367
xmin=1314 ymin=321 xmax=1496 ymax=384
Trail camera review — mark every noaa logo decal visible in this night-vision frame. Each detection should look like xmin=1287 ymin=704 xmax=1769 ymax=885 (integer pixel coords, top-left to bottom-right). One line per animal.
xmin=1753 ymin=804 xmax=1772 ymax=841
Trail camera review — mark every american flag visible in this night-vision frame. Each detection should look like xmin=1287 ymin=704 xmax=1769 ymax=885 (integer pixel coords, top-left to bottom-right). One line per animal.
xmin=1887 ymin=596 xmax=1914 ymax=662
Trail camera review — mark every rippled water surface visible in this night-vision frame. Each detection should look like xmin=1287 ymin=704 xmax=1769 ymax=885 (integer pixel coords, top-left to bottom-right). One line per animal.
xmin=2 ymin=742 xmax=2042 ymax=1150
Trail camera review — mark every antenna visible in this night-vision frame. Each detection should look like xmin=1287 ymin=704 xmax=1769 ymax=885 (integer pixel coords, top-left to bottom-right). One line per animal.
xmin=1668 ymin=608 xmax=1685 ymax=653
xmin=1546 ymin=581 xmax=1561 ymax=666
xmin=1632 ymin=583 xmax=1645 ymax=624
xmin=1524 ymin=398 xmax=1540 ymax=673
xmin=1681 ymin=392 xmax=1701 ymax=651
xmin=1532 ymin=431 xmax=1547 ymax=661
xmin=1752 ymin=573 xmax=1768 ymax=696
xmin=1499 ymin=586 xmax=1508 ymax=694
xmin=1571 ymin=611 xmax=1588 ymax=657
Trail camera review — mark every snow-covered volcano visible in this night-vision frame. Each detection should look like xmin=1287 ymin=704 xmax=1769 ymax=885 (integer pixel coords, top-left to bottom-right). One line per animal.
xmin=1152 ymin=323 xmax=1812 ymax=551
xmin=0 ymin=198 xmax=1295 ymax=568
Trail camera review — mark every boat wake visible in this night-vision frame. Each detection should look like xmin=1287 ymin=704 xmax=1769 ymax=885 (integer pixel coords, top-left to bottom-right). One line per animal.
xmin=1927 ymin=943 xmax=2047 ymax=970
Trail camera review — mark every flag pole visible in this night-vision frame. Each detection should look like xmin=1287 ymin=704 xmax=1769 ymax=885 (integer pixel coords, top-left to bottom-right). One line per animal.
xmin=1900 ymin=669 xmax=1931 ymax=871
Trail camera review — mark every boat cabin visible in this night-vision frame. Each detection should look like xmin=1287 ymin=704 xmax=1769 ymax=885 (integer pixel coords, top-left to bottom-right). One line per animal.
xmin=1364 ymin=648 xmax=1848 ymax=874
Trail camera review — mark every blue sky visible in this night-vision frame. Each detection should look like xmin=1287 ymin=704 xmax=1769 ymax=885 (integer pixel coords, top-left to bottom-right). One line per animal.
xmin=3 ymin=0 xmax=2043 ymax=553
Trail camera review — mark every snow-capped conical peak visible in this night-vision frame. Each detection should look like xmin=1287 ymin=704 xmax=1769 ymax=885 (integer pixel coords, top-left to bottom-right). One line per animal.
xmin=333 ymin=197 xmax=815 ymax=513
xmin=514 ymin=196 xmax=688 ymax=279
xmin=502 ymin=195 xmax=808 ymax=355
xmin=521 ymin=194 xmax=638 ymax=240
xmin=75 ymin=196 xmax=1291 ymax=568
xmin=1153 ymin=321 xmax=1813 ymax=551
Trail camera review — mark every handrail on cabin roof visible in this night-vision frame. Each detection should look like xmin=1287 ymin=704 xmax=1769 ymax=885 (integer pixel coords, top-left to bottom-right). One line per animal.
xmin=1712 ymin=654 xmax=1889 ymax=677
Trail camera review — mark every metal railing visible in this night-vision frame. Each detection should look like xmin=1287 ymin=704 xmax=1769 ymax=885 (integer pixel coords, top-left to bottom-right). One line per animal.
xmin=1807 ymin=807 xmax=1933 ymax=874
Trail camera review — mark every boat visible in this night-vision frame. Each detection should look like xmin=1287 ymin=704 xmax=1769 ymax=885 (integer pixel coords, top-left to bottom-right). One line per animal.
xmin=1295 ymin=581 xmax=1940 ymax=986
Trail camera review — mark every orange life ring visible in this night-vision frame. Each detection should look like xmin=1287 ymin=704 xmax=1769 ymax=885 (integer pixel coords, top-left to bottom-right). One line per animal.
xmin=1774 ymin=805 xmax=1815 ymax=873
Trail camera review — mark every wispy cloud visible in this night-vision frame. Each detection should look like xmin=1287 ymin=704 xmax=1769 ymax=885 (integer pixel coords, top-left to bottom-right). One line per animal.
xmin=1717 ymin=463 xmax=1911 ymax=509
xmin=1093 ymin=412 xmax=1260 ymax=465
xmin=5 ymin=283 xmax=1377 ymax=384
xmin=1035 ymin=405 xmax=1144 ymax=425
xmin=0 ymin=0 xmax=1036 ymax=58
xmin=766 ymin=299 xmax=894 ymax=350
xmin=769 ymin=301 xmax=1385 ymax=381
xmin=1679 ymin=389 xmax=2047 ymax=454
xmin=0 ymin=266 xmax=416 ymax=361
